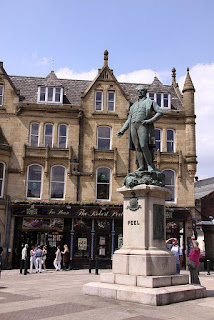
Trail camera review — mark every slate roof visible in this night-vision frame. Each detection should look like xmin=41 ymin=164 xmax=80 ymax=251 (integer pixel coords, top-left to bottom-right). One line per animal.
xmin=9 ymin=74 xmax=183 ymax=110
xmin=195 ymin=177 xmax=214 ymax=199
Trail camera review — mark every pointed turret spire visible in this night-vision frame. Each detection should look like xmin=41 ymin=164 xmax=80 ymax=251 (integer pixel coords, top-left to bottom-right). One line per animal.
xmin=104 ymin=49 xmax=108 ymax=67
xmin=182 ymin=68 xmax=195 ymax=93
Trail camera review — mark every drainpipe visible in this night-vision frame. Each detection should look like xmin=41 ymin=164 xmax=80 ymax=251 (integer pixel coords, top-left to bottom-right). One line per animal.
xmin=4 ymin=195 xmax=12 ymax=269
xmin=76 ymin=110 xmax=82 ymax=202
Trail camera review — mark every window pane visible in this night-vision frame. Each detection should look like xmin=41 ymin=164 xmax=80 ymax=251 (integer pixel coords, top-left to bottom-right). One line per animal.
xmin=96 ymin=92 xmax=102 ymax=100
xmin=29 ymin=165 xmax=42 ymax=181
xmin=98 ymin=139 xmax=110 ymax=150
xmin=165 ymin=186 xmax=175 ymax=201
xmin=27 ymin=182 xmax=41 ymax=198
xmin=0 ymin=85 xmax=3 ymax=95
xmin=0 ymin=96 xmax=2 ymax=105
xmin=97 ymin=184 xmax=109 ymax=200
xmin=45 ymin=124 xmax=53 ymax=135
xmin=97 ymin=168 xmax=110 ymax=183
xmin=40 ymin=87 xmax=46 ymax=101
xmin=59 ymin=125 xmax=67 ymax=136
xmin=163 ymin=170 xmax=175 ymax=202
xmin=0 ymin=163 xmax=3 ymax=178
xmin=48 ymin=88 xmax=53 ymax=101
xmin=98 ymin=126 xmax=110 ymax=138
xmin=108 ymin=102 xmax=114 ymax=112
xmin=167 ymin=130 xmax=174 ymax=152
xmin=52 ymin=166 xmax=65 ymax=182
xmin=167 ymin=130 xmax=173 ymax=140
xmin=31 ymin=123 xmax=39 ymax=135
xmin=149 ymin=93 xmax=154 ymax=100
xmin=58 ymin=137 xmax=66 ymax=148
xmin=51 ymin=182 xmax=64 ymax=198
xmin=55 ymin=88 xmax=61 ymax=102
xmin=30 ymin=135 xmax=39 ymax=147
xmin=157 ymin=93 xmax=161 ymax=106
xmin=44 ymin=136 xmax=52 ymax=147
xmin=95 ymin=91 xmax=102 ymax=111
xmin=0 ymin=181 xmax=2 ymax=195
xmin=164 ymin=94 xmax=169 ymax=108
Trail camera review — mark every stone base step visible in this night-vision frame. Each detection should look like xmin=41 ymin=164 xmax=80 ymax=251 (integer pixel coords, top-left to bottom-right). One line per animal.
xmin=100 ymin=272 xmax=189 ymax=288
xmin=83 ymin=282 xmax=206 ymax=306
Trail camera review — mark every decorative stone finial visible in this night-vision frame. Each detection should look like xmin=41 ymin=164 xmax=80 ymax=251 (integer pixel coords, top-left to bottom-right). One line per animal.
xmin=104 ymin=49 xmax=108 ymax=66
xmin=172 ymin=67 xmax=176 ymax=86
xmin=182 ymin=67 xmax=195 ymax=93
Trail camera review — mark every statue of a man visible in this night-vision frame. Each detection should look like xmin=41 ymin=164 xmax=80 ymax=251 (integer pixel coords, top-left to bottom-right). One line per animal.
xmin=117 ymin=85 xmax=163 ymax=172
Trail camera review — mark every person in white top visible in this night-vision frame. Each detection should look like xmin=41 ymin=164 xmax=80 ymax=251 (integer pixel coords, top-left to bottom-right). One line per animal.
xmin=20 ymin=244 xmax=28 ymax=275
xmin=53 ymin=246 xmax=62 ymax=271
xmin=166 ymin=238 xmax=183 ymax=274
xmin=30 ymin=245 xmax=36 ymax=273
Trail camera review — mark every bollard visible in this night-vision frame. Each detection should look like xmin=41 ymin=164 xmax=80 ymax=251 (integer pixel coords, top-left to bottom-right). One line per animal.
xmin=207 ymin=259 xmax=210 ymax=275
xmin=95 ymin=256 xmax=99 ymax=275
xmin=89 ymin=259 xmax=92 ymax=273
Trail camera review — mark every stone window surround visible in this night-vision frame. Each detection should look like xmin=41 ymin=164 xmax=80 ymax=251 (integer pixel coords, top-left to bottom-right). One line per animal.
xmin=58 ymin=124 xmax=68 ymax=148
xmin=0 ymin=84 xmax=4 ymax=106
xmin=95 ymin=89 xmax=116 ymax=113
xmin=29 ymin=122 xmax=40 ymax=147
xmin=96 ymin=167 xmax=111 ymax=201
xmin=154 ymin=128 xmax=176 ymax=153
xmin=26 ymin=164 xmax=43 ymax=200
xmin=167 ymin=129 xmax=175 ymax=153
xmin=107 ymin=90 xmax=115 ymax=112
xmin=44 ymin=123 xmax=54 ymax=148
xmin=0 ymin=162 xmax=5 ymax=198
xmin=148 ymin=92 xmax=171 ymax=109
xmin=154 ymin=128 xmax=162 ymax=152
xmin=37 ymin=86 xmax=63 ymax=104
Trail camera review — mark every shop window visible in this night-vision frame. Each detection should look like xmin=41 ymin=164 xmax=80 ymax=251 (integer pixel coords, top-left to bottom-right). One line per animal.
xmin=163 ymin=169 xmax=176 ymax=202
xmin=58 ymin=124 xmax=67 ymax=148
xmin=107 ymin=91 xmax=115 ymax=112
xmin=148 ymin=92 xmax=171 ymax=109
xmin=27 ymin=164 xmax=42 ymax=199
xmin=96 ymin=167 xmax=111 ymax=200
xmin=50 ymin=165 xmax=66 ymax=200
xmin=95 ymin=91 xmax=103 ymax=111
xmin=0 ymin=85 xmax=4 ymax=106
xmin=44 ymin=123 xmax=53 ymax=147
xmin=167 ymin=129 xmax=175 ymax=153
xmin=0 ymin=162 xmax=5 ymax=198
xmin=38 ymin=87 xmax=63 ymax=104
xmin=97 ymin=126 xmax=111 ymax=150
xmin=155 ymin=129 xmax=161 ymax=151
xmin=29 ymin=122 xmax=40 ymax=147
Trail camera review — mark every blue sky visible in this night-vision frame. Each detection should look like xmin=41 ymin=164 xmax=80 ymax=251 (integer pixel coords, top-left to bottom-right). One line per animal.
xmin=1 ymin=0 xmax=214 ymax=179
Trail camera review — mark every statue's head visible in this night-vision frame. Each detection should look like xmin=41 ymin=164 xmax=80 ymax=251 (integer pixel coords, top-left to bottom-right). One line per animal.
xmin=137 ymin=85 xmax=147 ymax=97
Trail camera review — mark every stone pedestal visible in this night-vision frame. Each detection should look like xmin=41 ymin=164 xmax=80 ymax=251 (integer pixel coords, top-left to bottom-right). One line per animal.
xmin=83 ymin=184 xmax=206 ymax=305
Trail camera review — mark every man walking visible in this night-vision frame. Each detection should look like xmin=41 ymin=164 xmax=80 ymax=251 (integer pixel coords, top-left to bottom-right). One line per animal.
xmin=35 ymin=245 xmax=43 ymax=273
xmin=20 ymin=244 xmax=28 ymax=275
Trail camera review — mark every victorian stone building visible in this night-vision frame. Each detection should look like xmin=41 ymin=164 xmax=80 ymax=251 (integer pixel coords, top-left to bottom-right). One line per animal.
xmin=0 ymin=51 xmax=197 ymax=269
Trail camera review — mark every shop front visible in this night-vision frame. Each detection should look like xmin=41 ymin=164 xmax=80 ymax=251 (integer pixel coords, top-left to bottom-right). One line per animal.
xmin=12 ymin=204 xmax=123 ymax=269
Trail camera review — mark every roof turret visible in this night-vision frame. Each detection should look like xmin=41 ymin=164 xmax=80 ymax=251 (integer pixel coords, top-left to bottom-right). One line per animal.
xmin=182 ymin=68 xmax=195 ymax=93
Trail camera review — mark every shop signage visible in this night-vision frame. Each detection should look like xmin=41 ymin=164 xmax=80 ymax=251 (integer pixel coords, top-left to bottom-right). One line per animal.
xmin=13 ymin=206 xmax=123 ymax=218
xmin=22 ymin=217 xmax=64 ymax=230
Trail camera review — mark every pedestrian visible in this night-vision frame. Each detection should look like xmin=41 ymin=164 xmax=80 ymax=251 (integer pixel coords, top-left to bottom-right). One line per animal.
xmin=20 ymin=244 xmax=28 ymax=275
xmin=42 ymin=246 xmax=47 ymax=271
xmin=35 ymin=245 xmax=43 ymax=273
xmin=62 ymin=245 xmax=70 ymax=270
xmin=53 ymin=246 xmax=62 ymax=271
xmin=30 ymin=245 xmax=36 ymax=273
xmin=188 ymin=239 xmax=201 ymax=284
xmin=166 ymin=238 xmax=183 ymax=274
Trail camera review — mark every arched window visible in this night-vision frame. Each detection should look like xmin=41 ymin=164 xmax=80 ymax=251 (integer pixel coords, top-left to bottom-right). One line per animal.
xmin=58 ymin=124 xmax=67 ymax=148
xmin=96 ymin=167 xmax=111 ymax=200
xmin=27 ymin=164 xmax=42 ymax=199
xmin=0 ymin=162 xmax=5 ymax=198
xmin=155 ymin=129 xmax=161 ymax=151
xmin=50 ymin=166 xmax=66 ymax=199
xmin=163 ymin=169 xmax=176 ymax=202
xmin=97 ymin=126 xmax=111 ymax=150
xmin=167 ymin=129 xmax=175 ymax=153
xmin=44 ymin=123 xmax=53 ymax=147
xmin=30 ymin=122 xmax=40 ymax=147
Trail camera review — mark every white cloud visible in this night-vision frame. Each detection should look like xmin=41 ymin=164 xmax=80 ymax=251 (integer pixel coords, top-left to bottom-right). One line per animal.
xmin=56 ymin=67 xmax=97 ymax=80
xmin=37 ymin=56 xmax=50 ymax=66
xmin=178 ymin=62 xmax=214 ymax=179
xmin=117 ymin=69 xmax=170 ymax=84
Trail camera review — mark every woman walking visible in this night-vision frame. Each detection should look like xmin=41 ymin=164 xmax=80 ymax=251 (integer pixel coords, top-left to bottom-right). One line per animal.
xmin=42 ymin=246 xmax=47 ymax=271
xmin=53 ymin=246 xmax=62 ymax=271
xmin=188 ymin=239 xmax=201 ymax=284
xmin=30 ymin=245 xmax=36 ymax=273
xmin=62 ymin=245 xmax=70 ymax=270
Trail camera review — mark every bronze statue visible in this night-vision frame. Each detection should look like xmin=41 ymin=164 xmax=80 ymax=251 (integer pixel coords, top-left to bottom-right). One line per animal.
xmin=117 ymin=85 xmax=163 ymax=172
xmin=117 ymin=85 xmax=164 ymax=188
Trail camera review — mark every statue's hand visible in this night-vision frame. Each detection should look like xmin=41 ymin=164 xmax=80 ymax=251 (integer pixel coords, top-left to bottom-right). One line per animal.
xmin=116 ymin=132 xmax=123 ymax=137
xmin=141 ymin=120 xmax=151 ymax=125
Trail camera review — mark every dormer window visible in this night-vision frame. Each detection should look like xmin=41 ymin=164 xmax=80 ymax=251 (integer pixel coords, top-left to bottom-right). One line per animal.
xmin=0 ymin=85 xmax=4 ymax=106
xmin=38 ymin=87 xmax=63 ymax=104
xmin=148 ymin=92 xmax=171 ymax=109
xmin=95 ymin=91 xmax=103 ymax=111
xmin=107 ymin=91 xmax=115 ymax=112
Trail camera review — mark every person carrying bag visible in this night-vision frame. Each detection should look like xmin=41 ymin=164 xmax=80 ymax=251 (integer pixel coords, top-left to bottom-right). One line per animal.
xmin=188 ymin=238 xmax=201 ymax=284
